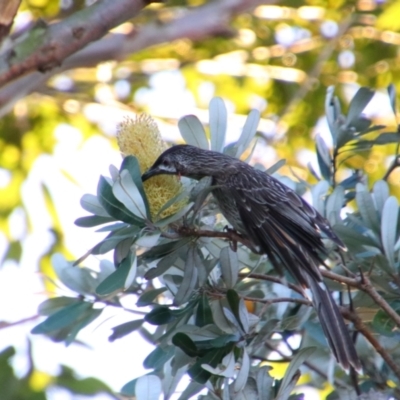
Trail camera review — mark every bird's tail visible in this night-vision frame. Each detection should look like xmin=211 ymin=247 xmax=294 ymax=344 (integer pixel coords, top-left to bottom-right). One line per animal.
xmin=306 ymin=276 xmax=361 ymax=372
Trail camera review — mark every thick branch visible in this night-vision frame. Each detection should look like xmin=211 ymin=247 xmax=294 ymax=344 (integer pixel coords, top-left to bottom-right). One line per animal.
xmin=0 ymin=0 xmax=149 ymax=86
xmin=0 ymin=0 xmax=273 ymax=116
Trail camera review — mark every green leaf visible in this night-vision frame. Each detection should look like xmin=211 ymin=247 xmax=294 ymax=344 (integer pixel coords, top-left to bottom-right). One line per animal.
xmin=234 ymin=109 xmax=260 ymax=158
xmin=75 ymin=215 xmax=115 ymax=228
xmin=209 ymin=97 xmax=227 ymax=152
xmin=120 ymin=155 xmax=151 ymax=218
xmin=372 ymin=302 xmax=400 ymax=337
xmin=174 ymin=246 xmax=198 ymax=306
xmin=143 ymin=346 xmax=174 ymax=369
xmin=346 ymin=87 xmax=375 ymax=128
xmin=275 ymin=347 xmax=316 ymax=400
xmin=141 ymin=238 xmax=191 ymax=263
xmin=326 ymin=185 xmax=344 ymax=227
xmin=388 ymin=84 xmax=397 ymax=114
xmin=373 ymin=180 xmax=390 ymax=219
xmin=315 ymin=134 xmax=332 ymax=181
xmin=109 ymin=319 xmax=143 ymax=342
xmin=97 ymin=176 xmax=144 ymax=226
xmin=112 ymin=170 xmax=147 ymax=220
xmin=234 ymin=348 xmax=250 ymax=393
xmin=144 ymin=306 xmax=175 ymax=325
xmin=220 ymin=246 xmax=239 ymax=288
xmin=31 ymin=301 xmax=92 ymax=334
xmin=144 ymin=249 xmax=179 ymax=279
xmin=311 ymin=180 xmax=329 ymax=215
xmin=135 ymin=375 xmax=162 ymax=400
xmin=355 ymin=184 xmax=380 ymax=233
xmin=178 ymin=115 xmax=209 ymax=149
xmin=154 ymin=202 xmax=194 ymax=228
xmin=65 ymin=308 xmax=103 ymax=346
xmin=80 ymin=194 xmax=109 ymax=216
xmin=137 ymin=288 xmax=167 ymax=307
xmin=381 ymin=196 xmax=399 ymax=271
xmin=172 ymin=332 xmax=199 ymax=357
xmin=265 ymin=159 xmax=286 ymax=175
xmin=196 ymin=294 xmax=213 ymax=327
xmin=226 ymin=289 xmax=248 ymax=333
xmin=38 ymin=297 xmax=82 ymax=316
xmin=95 ymin=255 xmax=136 ymax=296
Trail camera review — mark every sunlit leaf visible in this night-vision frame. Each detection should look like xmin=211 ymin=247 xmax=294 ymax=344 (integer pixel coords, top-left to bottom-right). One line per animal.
xmin=381 ymin=196 xmax=399 ymax=271
xmin=209 ymin=97 xmax=227 ymax=152
xmin=80 ymin=194 xmax=110 ymax=217
xmin=234 ymin=109 xmax=260 ymax=158
xmin=112 ymin=170 xmax=147 ymax=220
xmin=135 ymin=375 xmax=162 ymax=400
xmin=178 ymin=115 xmax=209 ymax=149
xmin=346 ymin=87 xmax=374 ymax=128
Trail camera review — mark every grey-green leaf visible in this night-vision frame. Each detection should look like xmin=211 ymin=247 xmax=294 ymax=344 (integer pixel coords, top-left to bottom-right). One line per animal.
xmin=112 ymin=170 xmax=147 ymax=220
xmin=178 ymin=115 xmax=209 ymax=149
xmin=346 ymin=87 xmax=375 ymax=128
xmin=80 ymin=194 xmax=109 ymax=217
xmin=234 ymin=109 xmax=260 ymax=158
xmin=381 ymin=196 xmax=399 ymax=271
xmin=135 ymin=375 xmax=162 ymax=400
xmin=209 ymin=97 xmax=227 ymax=152
xmin=220 ymin=246 xmax=239 ymax=288
xmin=234 ymin=348 xmax=250 ymax=393
xmin=174 ymin=247 xmax=198 ymax=305
xmin=355 ymin=183 xmax=380 ymax=233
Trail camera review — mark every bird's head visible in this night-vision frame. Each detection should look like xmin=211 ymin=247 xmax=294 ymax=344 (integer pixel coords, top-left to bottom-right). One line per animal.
xmin=142 ymin=144 xmax=227 ymax=182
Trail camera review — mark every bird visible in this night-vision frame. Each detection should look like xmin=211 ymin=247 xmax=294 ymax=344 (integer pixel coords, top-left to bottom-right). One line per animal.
xmin=142 ymin=144 xmax=360 ymax=371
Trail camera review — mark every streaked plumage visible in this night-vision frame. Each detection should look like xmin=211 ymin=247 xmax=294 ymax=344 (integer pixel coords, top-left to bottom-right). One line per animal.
xmin=142 ymin=144 xmax=360 ymax=371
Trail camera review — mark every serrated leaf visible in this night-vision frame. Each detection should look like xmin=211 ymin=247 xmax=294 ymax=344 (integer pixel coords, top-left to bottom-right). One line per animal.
xmin=135 ymin=375 xmax=162 ymax=400
xmin=381 ymin=196 xmax=399 ymax=271
xmin=80 ymin=194 xmax=110 ymax=217
xmin=95 ymin=255 xmax=135 ymax=296
xmin=346 ymin=87 xmax=375 ymax=128
xmin=234 ymin=348 xmax=250 ymax=393
xmin=209 ymin=97 xmax=227 ymax=152
xmin=109 ymin=319 xmax=143 ymax=342
xmin=178 ymin=115 xmax=209 ymax=149
xmin=220 ymin=246 xmax=239 ymax=288
xmin=174 ymin=247 xmax=198 ymax=306
xmin=113 ymin=170 xmax=147 ymax=220
xmin=234 ymin=109 xmax=260 ymax=158
xmin=172 ymin=332 xmax=199 ymax=357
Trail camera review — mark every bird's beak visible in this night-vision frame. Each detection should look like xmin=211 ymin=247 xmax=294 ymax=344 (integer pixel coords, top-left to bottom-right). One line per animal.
xmin=142 ymin=168 xmax=159 ymax=182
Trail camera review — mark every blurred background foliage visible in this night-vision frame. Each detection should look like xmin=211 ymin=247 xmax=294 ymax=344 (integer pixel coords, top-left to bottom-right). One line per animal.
xmin=2 ymin=0 xmax=400 ymax=399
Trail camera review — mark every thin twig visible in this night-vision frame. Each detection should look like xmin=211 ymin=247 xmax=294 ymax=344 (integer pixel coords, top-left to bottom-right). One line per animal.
xmin=343 ymin=309 xmax=400 ymax=382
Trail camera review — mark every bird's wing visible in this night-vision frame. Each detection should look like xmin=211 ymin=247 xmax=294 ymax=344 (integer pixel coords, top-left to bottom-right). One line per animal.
xmin=226 ymin=168 xmax=340 ymax=283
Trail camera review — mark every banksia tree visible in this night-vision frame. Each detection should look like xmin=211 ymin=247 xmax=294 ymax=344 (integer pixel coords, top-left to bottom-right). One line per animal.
xmin=32 ymin=89 xmax=400 ymax=400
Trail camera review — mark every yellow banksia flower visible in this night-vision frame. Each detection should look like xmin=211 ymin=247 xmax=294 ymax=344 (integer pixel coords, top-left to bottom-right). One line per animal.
xmin=116 ymin=114 xmax=184 ymax=219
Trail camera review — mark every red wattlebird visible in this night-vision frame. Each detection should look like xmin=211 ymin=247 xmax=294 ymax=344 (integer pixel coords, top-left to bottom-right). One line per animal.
xmin=142 ymin=144 xmax=360 ymax=371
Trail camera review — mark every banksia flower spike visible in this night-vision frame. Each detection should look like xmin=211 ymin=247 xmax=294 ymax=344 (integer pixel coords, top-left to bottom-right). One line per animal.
xmin=116 ymin=115 xmax=183 ymax=219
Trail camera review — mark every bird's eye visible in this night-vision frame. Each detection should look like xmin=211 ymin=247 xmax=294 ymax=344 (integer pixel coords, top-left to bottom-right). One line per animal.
xmin=162 ymin=160 xmax=170 ymax=167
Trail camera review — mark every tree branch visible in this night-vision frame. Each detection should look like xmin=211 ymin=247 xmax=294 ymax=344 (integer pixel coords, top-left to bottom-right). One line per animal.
xmin=0 ymin=0 xmax=149 ymax=86
xmin=0 ymin=0 xmax=273 ymax=116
